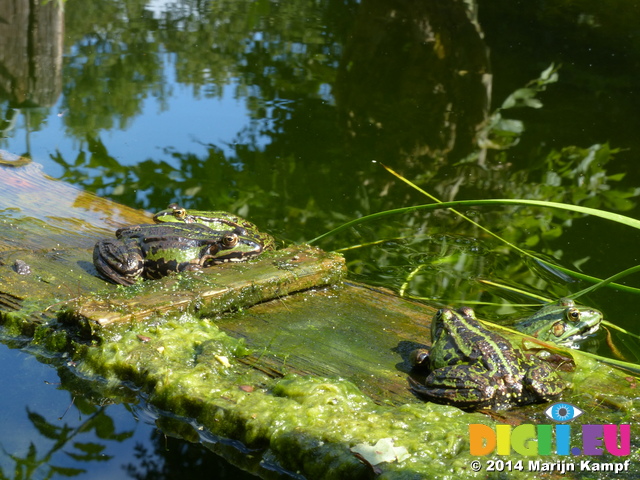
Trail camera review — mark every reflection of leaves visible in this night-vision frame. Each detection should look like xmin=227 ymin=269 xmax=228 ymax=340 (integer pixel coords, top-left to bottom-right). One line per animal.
xmin=48 ymin=465 xmax=86 ymax=477
xmin=28 ymin=410 xmax=63 ymax=440
xmin=501 ymin=64 xmax=558 ymax=110
xmin=66 ymin=442 xmax=111 ymax=462
xmin=7 ymin=442 xmax=36 ymax=480
xmin=478 ymin=113 xmax=525 ymax=149
xmin=478 ymin=64 xmax=559 ymax=150
xmin=343 ymin=139 xmax=640 ymax=313
xmin=61 ymin=0 xmax=344 ymax=139
xmin=62 ymin=0 xmax=164 ymax=137
xmin=1 ymin=406 xmax=133 ymax=480
xmin=541 ymin=144 xmax=640 ymax=211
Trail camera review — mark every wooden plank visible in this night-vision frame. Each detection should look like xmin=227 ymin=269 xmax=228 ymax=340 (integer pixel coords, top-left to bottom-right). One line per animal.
xmin=67 ymin=245 xmax=347 ymax=328
xmin=220 ymin=282 xmax=435 ymax=404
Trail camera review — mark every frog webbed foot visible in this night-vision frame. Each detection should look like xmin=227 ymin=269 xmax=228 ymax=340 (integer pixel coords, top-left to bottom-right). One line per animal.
xmin=93 ymin=238 xmax=144 ymax=285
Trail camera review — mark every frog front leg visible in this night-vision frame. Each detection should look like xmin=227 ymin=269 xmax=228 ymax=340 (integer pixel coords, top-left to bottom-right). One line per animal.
xmin=411 ymin=364 xmax=496 ymax=409
xmin=93 ymin=238 xmax=144 ymax=285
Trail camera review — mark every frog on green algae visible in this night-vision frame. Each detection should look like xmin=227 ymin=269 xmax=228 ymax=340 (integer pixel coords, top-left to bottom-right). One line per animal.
xmin=410 ymin=307 xmax=566 ymax=410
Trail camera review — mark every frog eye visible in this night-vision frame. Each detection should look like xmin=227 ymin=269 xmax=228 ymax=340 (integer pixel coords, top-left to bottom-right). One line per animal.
xmin=566 ymin=308 xmax=581 ymax=322
xmin=221 ymin=233 xmax=239 ymax=248
xmin=458 ymin=306 xmax=475 ymax=317
xmin=168 ymin=203 xmax=187 ymax=219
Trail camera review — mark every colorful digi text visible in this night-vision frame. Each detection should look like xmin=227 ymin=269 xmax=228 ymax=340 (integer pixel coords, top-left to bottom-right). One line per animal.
xmin=467 ymin=403 xmax=633 ymax=475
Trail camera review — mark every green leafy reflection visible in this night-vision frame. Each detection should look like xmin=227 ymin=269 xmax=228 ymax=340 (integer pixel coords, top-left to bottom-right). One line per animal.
xmin=0 ymin=399 xmax=133 ymax=480
xmin=50 ymin=0 xmax=640 ymax=317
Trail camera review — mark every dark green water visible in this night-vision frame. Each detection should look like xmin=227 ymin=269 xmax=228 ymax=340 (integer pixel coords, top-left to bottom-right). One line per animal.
xmin=2 ymin=0 xmax=640 ymax=477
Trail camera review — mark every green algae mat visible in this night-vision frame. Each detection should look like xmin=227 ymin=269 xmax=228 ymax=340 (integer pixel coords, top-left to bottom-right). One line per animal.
xmin=2 ymin=156 xmax=640 ymax=479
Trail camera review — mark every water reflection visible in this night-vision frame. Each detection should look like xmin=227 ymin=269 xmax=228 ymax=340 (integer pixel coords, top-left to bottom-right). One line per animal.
xmin=0 ymin=0 xmax=63 ymax=152
xmin=0 ymin=0 xmax=63 ymax=109
xmin=123 ymin=432 xmax=259 ymax=480
xmin=9 ymin=404 xmax=132 ymax=478
xmin=335 ymin=0 xmax=490 ymax=163
xmin=0 ymin=345 xmax=132 ymax=479
xmin=0 ymin=342 xmax=260 ymax=479
xmin=2 ymin=0 xmax=640 ymax=474
xmin=28 ymin=0 xmax=492 ymax=241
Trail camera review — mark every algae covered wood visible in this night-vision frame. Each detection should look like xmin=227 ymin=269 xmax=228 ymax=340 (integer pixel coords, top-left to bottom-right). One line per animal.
xmin=219 ymin=282 xmax=435 ymax=404
xmin=2 ymin=157 xmax=640 ymax=479
xmin=68 ymin=245 xmax=347 ymax=329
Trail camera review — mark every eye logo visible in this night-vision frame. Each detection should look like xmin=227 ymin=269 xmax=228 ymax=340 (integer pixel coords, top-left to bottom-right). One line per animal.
xmin=545 ymin=402 xmax=583 ymax=422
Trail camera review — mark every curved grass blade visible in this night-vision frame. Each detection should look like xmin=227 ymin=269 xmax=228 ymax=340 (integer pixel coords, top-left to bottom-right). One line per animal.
xmin=380 ymin=164 xmax=640 ymax=296
xmin=476 ymin=279 xmax=554 ymax=303
xmin=570 ymin=264 xmax=640 ymax=299
xmin=308 ymin=198 xmax=640 ymax=295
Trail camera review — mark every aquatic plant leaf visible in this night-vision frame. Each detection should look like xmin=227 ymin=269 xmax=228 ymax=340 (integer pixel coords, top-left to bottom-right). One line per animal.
xmin=90 ymin=414 xmax=115 ymax=439
xmin=501 ymin=88 xmax=544 ymax=109
xmin=65 ymin=442 xmax=111 ymax=462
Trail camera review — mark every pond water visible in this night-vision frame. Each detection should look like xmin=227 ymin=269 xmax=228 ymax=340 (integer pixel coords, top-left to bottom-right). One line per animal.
xmin=2 ymin=0 xmax=640 ymax=477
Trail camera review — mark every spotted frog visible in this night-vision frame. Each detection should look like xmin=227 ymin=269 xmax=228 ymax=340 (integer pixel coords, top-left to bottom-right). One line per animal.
xmin=514 ymin=298 xmax=602 ymax=348
xmin=153 ymin=204 xmax=275 ymax=251
xmin=410 ymin=307 xmax=566 ymax=410
xmin=93 ymin=223 xmax=263 ymax=285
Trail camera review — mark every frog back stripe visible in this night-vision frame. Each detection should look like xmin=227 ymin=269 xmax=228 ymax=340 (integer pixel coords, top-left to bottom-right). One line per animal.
xmin=453 ymin=307 xmax=522 ymax=378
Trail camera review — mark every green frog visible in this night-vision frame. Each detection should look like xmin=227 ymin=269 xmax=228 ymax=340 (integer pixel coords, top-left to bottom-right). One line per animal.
xmin=153 ymin=203 xmax=275 ymax=251
xmin=410 ymin=307 xmax=566 ymax=410
xmin=514 ymin=298 xmax=602 ymax=347
xmin=93 ymin=223 xmax=263 ymax=285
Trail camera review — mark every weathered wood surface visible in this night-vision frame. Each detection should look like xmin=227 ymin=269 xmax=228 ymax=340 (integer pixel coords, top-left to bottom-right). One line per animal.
xmin=69 ymin=245 xmax=347 ymax=328
xmin=221 ymin=281 xmax=434 ymax=404
xmin=0 ymin=156 xmax=434 ymax=406
xmin=1 ymin=155 xmax=153 ymax=326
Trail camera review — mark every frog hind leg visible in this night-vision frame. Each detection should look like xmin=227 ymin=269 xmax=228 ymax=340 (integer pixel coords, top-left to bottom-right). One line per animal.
xmin=410 ymin=364 xmax=495 ymax=409
xmin=522 ymin=361 xmax=565 ymax=402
